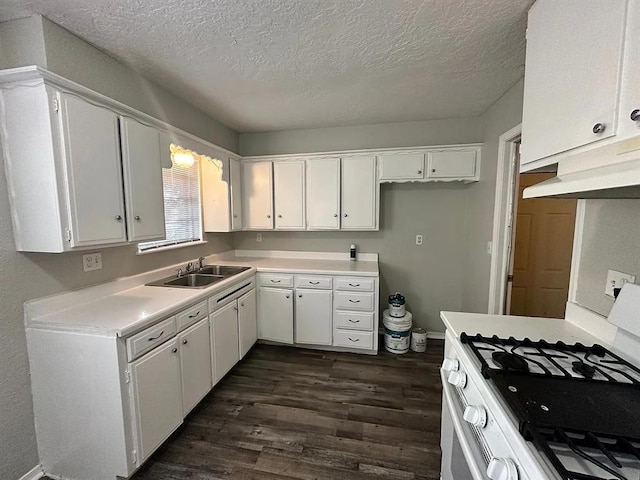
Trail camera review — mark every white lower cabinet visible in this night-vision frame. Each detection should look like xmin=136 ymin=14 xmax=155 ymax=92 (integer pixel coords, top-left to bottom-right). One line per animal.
xmin=238 ymin=289 xmax=258 ymax=358
xmin=258 ymin=286 xmax=294 ymax=343
xmin=210 ymin=301 xmax=240 ymax=383
xmin=178 ymin=318 xmax=212 ymax=415
xmin=130 ymin=338 xmax=183 ymax=463
xmin=295 ymin=288 xmax=333 ymax=345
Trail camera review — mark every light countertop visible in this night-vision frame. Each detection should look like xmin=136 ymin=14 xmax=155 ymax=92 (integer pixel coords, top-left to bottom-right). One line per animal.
xmin=222 ymin=255 xmax=378 ymax=276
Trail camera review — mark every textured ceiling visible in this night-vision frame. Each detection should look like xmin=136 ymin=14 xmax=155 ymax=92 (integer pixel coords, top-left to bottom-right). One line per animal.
xmin=0 ymin=0 xmax=532 ymax=132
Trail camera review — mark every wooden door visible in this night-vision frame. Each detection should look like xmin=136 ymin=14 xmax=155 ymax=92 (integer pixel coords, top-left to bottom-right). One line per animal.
xmin=295 ymin=288 xmax=333 ymax=345
xmin=210 ymin=302 xmax=240 ymax=383
xmin=120 ymin=117 xmax=165 ymax=241
xmin=242 ymin=162 xmax=273 ymax=229
xmin=238 ymin=289 xmax=257 ymax=358
xmin=130 ymin=338 xmax=182 ymax=462
xmin=59 ymin=93 xmax=127 ymax=247
xmin=509 ymin=173 xmax=577 ymax=318
xmin=230 ymin=158 xmax=243 ymax=230
xmin=178 ymin=319 xmax=212 ymax=415
xmin=273 ymin=161 xmax=306 ymax=229
xmin=520 ymin=0 xmax=626 ymax=165
xmin=341 ymin=156 xmax=377 ymax=230
xmin=306 ymin=158 xmax=340 ymax=229
xmin=257 ymin=287 xmax=294 ymax=344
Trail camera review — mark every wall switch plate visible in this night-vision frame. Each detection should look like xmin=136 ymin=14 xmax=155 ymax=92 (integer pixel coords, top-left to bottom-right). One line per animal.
xmin=605 ymin=269 xmax=636 ymax=297
xmin=256 ymin=233 xmax=262 ymax=242
xmin=415 ymin=234 xmax=423 ymax=245
xmin=83 ymin=253 xmax=102 ymax=272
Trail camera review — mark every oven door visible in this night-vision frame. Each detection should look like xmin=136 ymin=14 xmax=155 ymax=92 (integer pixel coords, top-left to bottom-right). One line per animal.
xmin=440 ymin=375 xmax=489 ymax=480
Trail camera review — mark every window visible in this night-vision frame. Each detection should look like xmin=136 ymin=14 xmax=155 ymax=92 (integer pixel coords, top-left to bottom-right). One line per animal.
xmin=138 ymin=147 xmax=203 ymax=252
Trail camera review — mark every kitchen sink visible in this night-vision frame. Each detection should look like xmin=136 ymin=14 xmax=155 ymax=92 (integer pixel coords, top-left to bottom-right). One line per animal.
xmin=146 ymin=264 xmax=251 ymax=288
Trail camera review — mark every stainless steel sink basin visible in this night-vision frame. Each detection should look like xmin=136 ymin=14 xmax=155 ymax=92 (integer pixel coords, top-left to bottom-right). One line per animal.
xmin=163 ymin=274 xmax=224 ymax=288
xmin=198 ymin=265 xmax=250 ymax=276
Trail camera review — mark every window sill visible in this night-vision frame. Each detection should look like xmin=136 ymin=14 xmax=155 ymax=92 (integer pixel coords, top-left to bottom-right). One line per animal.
xmin=136 ymin=240 xmax=208 ymax=256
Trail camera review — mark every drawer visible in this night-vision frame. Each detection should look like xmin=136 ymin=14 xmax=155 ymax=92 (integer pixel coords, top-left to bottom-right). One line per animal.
xmin=127 ymin=316 xmax=177 ymax=361
xmin=334 ymin=311 xmax=374 ymax=331
xmin=295 ymin=275 xmax=332 ymax=289
xmin=334 ymin=291 xmax=375 ymax=311
xmin=333 ymin=330 xmax=374 ymax=350
xmin=259 ymin=273 xmax=294 ymax=288
xmin=335 ymin=277 xmax=375 ymax=292
xmin=176 ymin=300 xmax=208 ymax=331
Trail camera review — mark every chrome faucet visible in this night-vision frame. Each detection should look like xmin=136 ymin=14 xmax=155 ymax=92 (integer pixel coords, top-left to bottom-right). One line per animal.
xmin=198 ymin=256 xmax=205 ymax=270
xmin=185 ymin=262 xmax=194 ymax=273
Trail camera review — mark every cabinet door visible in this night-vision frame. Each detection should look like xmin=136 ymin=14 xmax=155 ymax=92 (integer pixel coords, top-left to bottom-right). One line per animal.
xmin=230 ymin=158 xmax=243 ymax=231
xmin=427 ymin=150 xmax=477 ymax=179
xmin=131 ymin=338 xmax=182 ymax=462
xmin=178 ymin=319 xmax=212 ymax=416
xmin=295 ymin=288 xmax=332 ymax=345
xmin=120 ymin=117 xmax=165 ymax=241
xmin=210 ymin=302 xmax=240 ymax=383
xmin=341 ymin=156 xmax=377 ymax=230
xmin=59 ymin=93 xmax=127 ymax=247
xmin=618 ymin=4 xmax=640 ymax=141
xmin=378 ymin=152 xmax=425 ymax=181
xmin=520 ymin=0 xmax=627 ymax=165
xmin=258 ymin=287 xmax=294 ymax=344
xmin=306 ymin=158 xmax=340 ymax=229
xmin=238 ymin=289 xmax=257 ymax=358
xmin=202 ymin=156 xmax=231 ymax=232
xmin=274 ymin=161 xmax=306 ymax=230
xmin=242 ymin=162 xmax=273 ymax=229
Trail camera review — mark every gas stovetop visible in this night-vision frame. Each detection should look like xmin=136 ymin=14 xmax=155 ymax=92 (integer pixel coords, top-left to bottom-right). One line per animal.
xmin=461 ymin=333 xmax=640 ymax=480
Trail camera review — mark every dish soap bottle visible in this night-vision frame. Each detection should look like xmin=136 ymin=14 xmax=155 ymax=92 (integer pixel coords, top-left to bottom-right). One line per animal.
xmin=350 ymin=244 xmax=357 ymax=261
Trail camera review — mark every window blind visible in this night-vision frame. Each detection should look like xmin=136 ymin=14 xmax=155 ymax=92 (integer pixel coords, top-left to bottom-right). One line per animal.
xmin=139 ymin=161 xmax=203 ymax=251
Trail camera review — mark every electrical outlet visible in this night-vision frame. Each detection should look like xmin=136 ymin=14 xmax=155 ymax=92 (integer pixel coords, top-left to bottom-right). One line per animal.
xmin=415 ymin=234 xmax=423 ymax=245
xmin=605 ymin=269 xmax=636 ymax=297
xmin=256 ymin=233 xmax=262 ymax=242
xmin=82 ymin=253 xmax=102 ymax=272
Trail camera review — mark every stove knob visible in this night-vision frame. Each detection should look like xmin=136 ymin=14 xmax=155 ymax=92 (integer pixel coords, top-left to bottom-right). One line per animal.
xmin=486 ymin=458 xmax=518 ymax=480
xmin=442 ymin=358 xmax=459 ymax=372
xmin=447 ymin=370 xmax=467 ymax=388
xmin=463 ymin=405 xmax=487 ymax=428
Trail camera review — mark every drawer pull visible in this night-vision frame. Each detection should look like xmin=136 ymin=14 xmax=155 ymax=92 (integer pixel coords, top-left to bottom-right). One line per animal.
xmin=171 ymin=347 xmax=178 ymax=353
xmin=147 ymin=330 xmax=164 ymax=341
xmin=349 ymin=299 xmax=361 ymax=303
xmin=188 ymin=311 xmax=200 ymax=318
xmin=349 ymin=283 xmax=360 ymax=287
xmin=348 ymin=319 xmax=360 ymax=323
xmin=270 ymin=279 xmax=281 ymax=283
xmin=308 ymin=281 xmax=320 ymax=285
xmin=182 ymin=339 xmax=188 ymax=345
xmin=348 ymin=337 xmax=360 ymax=342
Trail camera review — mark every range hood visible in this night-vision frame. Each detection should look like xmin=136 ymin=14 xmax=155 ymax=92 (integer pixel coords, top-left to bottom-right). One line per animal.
xmin=523 ymin=137 xmax=640 ymax=199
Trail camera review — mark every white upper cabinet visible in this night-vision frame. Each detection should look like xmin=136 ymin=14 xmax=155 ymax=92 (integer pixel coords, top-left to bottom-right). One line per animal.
xmin=427 ymin=150 xmax=477 ymax=179
xmin=120 ymin=117 xmax=165 ymax=242
xmin=306 ymin=158 xmax=341 ymax=230
xmin=520 ymin=0 xmax=628 ymax=167
xmin=242 ymin=161 xmax=274 ymax=230
xmin=274 ymin=161 xmax=306 ymax=230
xmin=202 ymin=156 xmax=243 ymax=232
xmin=60 ymin=93 xmax=128 ymax=247
xmin=378 ymin=152 xmax=425 ymax=181
xmin=230 ymin=158 xmax=243 ymax=230
xmin=341 ymin=156 xmax=378 ymax=230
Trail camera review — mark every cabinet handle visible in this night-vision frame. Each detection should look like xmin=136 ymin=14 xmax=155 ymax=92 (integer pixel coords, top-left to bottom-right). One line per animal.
xmin=431 ymin=169 xmax=436 ymax=173
xmin=418 ymin=170 xmax=422 ymax=174
xmin=240 ymin=302 xmax=245 ymax=307
xmin=171 ymin=347 xmax=178 ymax=353
xmin=270 ymin=279 xmax=281 ymax=283
xmin=298 ymin=294 xmax=303 ymax=298
xmin=285 ymin=294 xmax=290 ymax=299
xmin=348 ymin=337 xmax=360 ymax=342
xmin=135 ymin=215 xmax=141 ymax=221
xmin=348 ymin=319 xmax=360 ymax=323
xmin=592 ymin=122 xmax=606 ymax=134
xmin=233 ymin=214 xmax=238 ymax=218
xmin=115 ymin=215 xmax=122 ymax=221
xmin=188 ymin=311 xmax=200 ymax=318
xmin=344 ymin=214 xmax=348 ymax=217
xmin=348 ymin=299 xmax=361 ymax=303
xmin=631 ymin=109 xmax=640 ymax=121
xmin=147 ymin=330 xmax=164 ymax=341
xmin=233 ymin=306 xmax=238 ymax=311
xmin=277 ymin=214 xmax=282 ymax=218
xmin=334 ymin=214 xmax=338 ymax=217
xmin=182 ymin=339 xmax=188 ymax=345
xmin=309 ymin=281 xmax=320 ymax=285
xmin=348 ymin=283 xmax=360 ymax=287
xmin=267 ymin=214 xmax=271 ymax=218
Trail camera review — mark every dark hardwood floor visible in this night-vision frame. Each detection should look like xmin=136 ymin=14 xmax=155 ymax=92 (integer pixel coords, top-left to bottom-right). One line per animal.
xmin=49 ymin=341 xmax=445 ymax=479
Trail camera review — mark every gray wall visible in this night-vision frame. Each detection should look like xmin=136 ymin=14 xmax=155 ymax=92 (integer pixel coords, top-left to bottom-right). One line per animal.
xmin=461 ymin=79 xmax=525 ymax=312
xmin=236 ymin=117 xmax=484 ymax=333
xmin=0 ymin=17 xmax=237 ymax=480
xmin=575 ymin=199 xmax=640 ymax=316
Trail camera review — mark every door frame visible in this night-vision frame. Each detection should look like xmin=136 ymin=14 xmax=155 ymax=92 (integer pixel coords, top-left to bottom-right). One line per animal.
xmin=487 ymin=124 xmax=587 ymax=314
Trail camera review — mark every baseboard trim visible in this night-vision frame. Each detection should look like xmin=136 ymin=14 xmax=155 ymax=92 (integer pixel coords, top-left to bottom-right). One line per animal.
xmin=427 ymin=331 xmax=445 ymax=340
xmin=18 ymin=465 xmax=43 ymax=480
